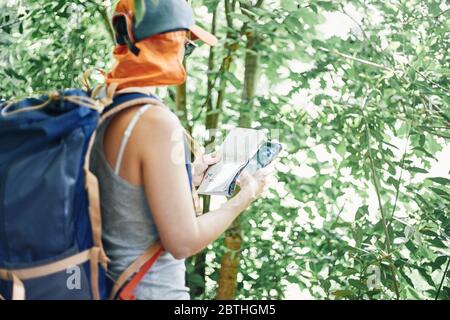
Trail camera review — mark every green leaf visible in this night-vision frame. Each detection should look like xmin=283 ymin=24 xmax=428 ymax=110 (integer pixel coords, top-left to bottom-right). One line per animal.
xmin=399 ymin=269 xmax=415 ymax=288
xmin=4 ymin=68 xmax=27 ymax=82
xmin=223 ymin=71 xmax=241 ymax=89
xmin=427 ymin=238 xmax=449 ymax=249
xmin=332 ymin=290 xmax=354 ymax=299
xmin=428 ymin=177 xmax=450 ymax=186
xmin=348 ymin=279 xmax=366 ymax=290
xmin=281 ymin=0 xmax=298 ymax=11
xmin=204 ymin=0 xmax=220 ymax=12
xmin=429 ymin=187 xmax=450 ymax=200
xmin=428 ymin=2 xmax=440 ymax=15
xmin=432 ymin=256 xmax=448 ymax=271
xmin=419 ymin=134 xmax=425 ymax=147
xmin=355 ymin=205 xmax=368 ymax=221
xmin=407 ymin=166 xmax=428 ymax=174
xmin=335 ymin=139 xmax=347 ymax=157
xmin=286 ymin=275 xmax=300 ymax=283
xmin=342 ymin=268 xmax=359 ymax=276
xmin=420 ymin=229 xmax=438 ymax=237
xmin=387 ymin=176 xmax=400 ymax=189
xmin=188 ymin=273 xmax=204 ymax=286
xmin=426 ymin=135 xmax=443 ymax=153
xmin=316 ymin=1 xmax=335 ymax=11
xmin=417 ymin=268 xmax=435 ymax=288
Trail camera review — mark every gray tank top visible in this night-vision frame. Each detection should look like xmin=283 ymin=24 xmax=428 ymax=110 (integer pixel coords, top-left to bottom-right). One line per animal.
xmin=89 ymin=104 xmax=190 ymax=300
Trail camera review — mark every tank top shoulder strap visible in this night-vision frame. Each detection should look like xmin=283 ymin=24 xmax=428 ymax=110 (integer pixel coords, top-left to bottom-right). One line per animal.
xmin=111 ymin=102 xmax=194 ymax=192
xmin=114 ymin=104 xmax=153 ymax=175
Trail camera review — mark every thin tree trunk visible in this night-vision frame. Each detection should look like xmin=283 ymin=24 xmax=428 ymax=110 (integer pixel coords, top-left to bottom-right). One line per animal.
xmin=176 ymin=60 xmax=191 ymax=133
xmin=238 ymin=31 xmax=259 ymax=128
xmin=215 ymin=217 xmax=242 ymax=299
xmin=216 ymin=28 xmax=260 ymax=300
xmin=204 ymin=0 xmax=239 ymax=142
xmin=191 ymin=1 xmax=241 ymax=298
xmin=186 ymin=6 xmax=218 ymax=298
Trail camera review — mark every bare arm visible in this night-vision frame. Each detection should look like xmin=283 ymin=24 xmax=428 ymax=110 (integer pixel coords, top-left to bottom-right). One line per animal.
xmin=137 ymin=107 xmax=271 ymax=259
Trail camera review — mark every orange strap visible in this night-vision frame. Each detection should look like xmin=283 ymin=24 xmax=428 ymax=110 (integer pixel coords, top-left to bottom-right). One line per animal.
xmin=0 ymin=247 xmax=102 ymax=300
xmin=82 ymin=85 xmax=164 ymax=272
xmin=108 ymin=241 xmax=163 ymax=300
xmin=118 ymin=245 xmax=165 ymax=300
xmin=89 ymin=86 xmax=183 ymax=300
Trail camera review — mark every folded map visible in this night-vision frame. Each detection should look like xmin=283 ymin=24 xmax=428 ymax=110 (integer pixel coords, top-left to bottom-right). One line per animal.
xmin=197 ymin=127 xmax=267 ymax=196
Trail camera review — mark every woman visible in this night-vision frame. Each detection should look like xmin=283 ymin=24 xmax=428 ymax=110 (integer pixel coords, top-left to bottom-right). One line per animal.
xmin=90 ymin=0 xmax=275 ymax=300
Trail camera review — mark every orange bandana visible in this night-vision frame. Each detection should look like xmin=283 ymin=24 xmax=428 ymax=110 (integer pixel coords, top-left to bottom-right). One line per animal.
xmin=106 ymin=30 xmax=187 ymax=90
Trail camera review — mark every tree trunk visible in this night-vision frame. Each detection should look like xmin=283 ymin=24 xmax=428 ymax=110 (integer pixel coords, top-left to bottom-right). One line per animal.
xmin=188 ymin=0 xmax=261 ymax=300
xmin=186 ymin=6 xmax=218 ymax=298
xmin=215 ymin=217 xmax=242 ymax=299
xmin=204 ymin=0 xmax=239 ymax=145
xmin=238 ymin=31 xmax=259 ymax=128
xmin=216 ymin=29 xmax=260 ymax=300
xmin=176 ymin=60 xmax=191 ymax=133
xmin=190 ymin=1 xmax=241 ymax=298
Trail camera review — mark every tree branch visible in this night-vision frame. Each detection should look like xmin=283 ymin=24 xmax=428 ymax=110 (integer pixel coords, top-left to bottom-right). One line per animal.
xmin=319 ymin=47 xmax=392 ymax=71
xmin=360 ymin=94 xmax=401 ymax=299
xmin=83 ymin=0 xmax=115 ymax=43
xmin=435 ymin=258 xmax=450 ymax=300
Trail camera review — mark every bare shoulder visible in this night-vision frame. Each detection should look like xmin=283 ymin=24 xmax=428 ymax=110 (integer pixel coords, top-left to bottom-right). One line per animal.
xmin=140 ymin=104 xmax=181 ymax=134
xmin=135 ymin=104 xmax=184 ymax=154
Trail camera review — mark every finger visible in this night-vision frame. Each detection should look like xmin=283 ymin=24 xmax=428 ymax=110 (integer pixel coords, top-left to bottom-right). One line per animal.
xmin=261 ymin=184 xmax=270 ymax=196
xmin=203 ymin=152 xmax=221 ymax=165
xmin=211 ymin=150 xmax=222 ymax=159
xmin=261 ymin=179 xmax=271 ymax=194
xmin=264 ymin=162 xmax=277 ymax=172
xmin=265 ymin=174 xmax=275 ymax=186
xmin=265 ymin=174 xmax=277 ymax=187
xmin=193 ymin=163 xmax=207 ymax=174
xmin=255 ymin=164 xmax=275 ymax=177
xmin=193 ymin=154 xmax=205 ymax=166
xmin=270 ymin=156 xmax=281 ymax=165
xmin=236 ymin=171 xmax=250 ymax=185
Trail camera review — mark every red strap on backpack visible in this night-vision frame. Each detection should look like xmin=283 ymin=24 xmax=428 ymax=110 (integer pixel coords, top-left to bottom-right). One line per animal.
xmin=117 ymin=245 xmax=165 ymax=300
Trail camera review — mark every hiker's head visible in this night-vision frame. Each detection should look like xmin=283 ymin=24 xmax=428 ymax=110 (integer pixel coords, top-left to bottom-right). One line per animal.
xmin=106 ymin=0 xmax=217 ymax=90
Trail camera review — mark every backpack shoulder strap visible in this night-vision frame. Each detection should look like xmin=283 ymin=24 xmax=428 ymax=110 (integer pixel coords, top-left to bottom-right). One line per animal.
xmin=100 ymin=93 xmax=164 ymax=123
xmin=109 ymin=241 xmax=164 ymax=300
xmin=84 ymin=91 xmax=164 ymax=175
xmin=101 ymin=95 xmax=167 ymax=300
xmin=82 ymin=90 xmax=164 ymax=271
xmin=86 ymin=89 xmax=174 ymax=300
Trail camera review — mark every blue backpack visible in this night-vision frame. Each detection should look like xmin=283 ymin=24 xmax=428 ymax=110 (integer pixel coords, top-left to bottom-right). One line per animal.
xmin=0 ymin=87 xmax=185 ymax=300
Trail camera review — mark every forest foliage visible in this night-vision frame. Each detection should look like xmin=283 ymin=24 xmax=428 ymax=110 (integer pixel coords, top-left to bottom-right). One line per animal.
xmin=1 ymin=0 xmax=449 ymax=300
